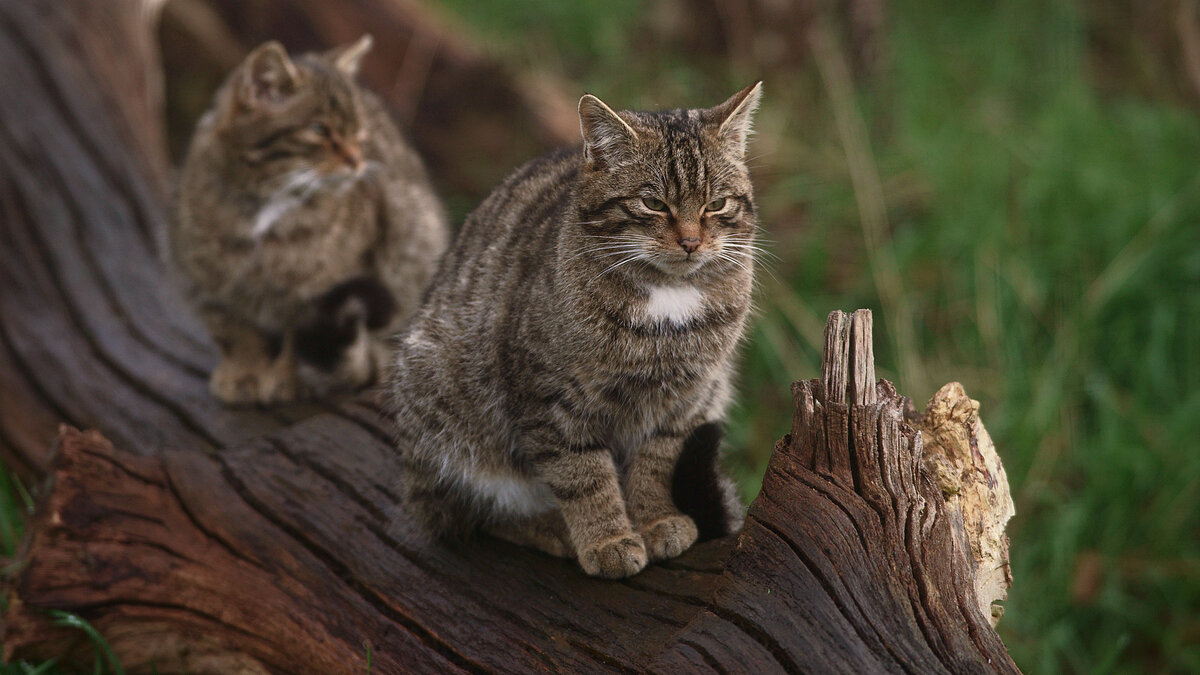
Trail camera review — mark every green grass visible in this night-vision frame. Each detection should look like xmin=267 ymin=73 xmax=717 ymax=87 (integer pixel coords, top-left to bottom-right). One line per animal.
xmin=3 ymin=1 xmax=1198 ymax=672
xmin=0 ymin=611 xmax=127 ymax=675
xmin=0 ymin=472 xmax=127 ymax=674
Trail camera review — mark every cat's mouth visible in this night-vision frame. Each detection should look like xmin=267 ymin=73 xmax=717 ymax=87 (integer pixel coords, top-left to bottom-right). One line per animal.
xmin=652 ymin=250 xmax=711 ymax=276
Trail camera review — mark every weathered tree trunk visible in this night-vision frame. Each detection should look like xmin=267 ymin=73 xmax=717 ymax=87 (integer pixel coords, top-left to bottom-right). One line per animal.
xmin=0 ymin=0 xmax=1017 ymax=672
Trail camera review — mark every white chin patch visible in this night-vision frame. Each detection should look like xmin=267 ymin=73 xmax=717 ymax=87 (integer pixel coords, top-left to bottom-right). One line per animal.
xmin=642 ymin=284 xmax=705 ymax=326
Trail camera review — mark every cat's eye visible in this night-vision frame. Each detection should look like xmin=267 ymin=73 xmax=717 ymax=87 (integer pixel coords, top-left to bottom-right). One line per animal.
xmin=642 ymin=197 xmax=669 ymax=212
xmin=309 ymin=122 xmax=331 ymax=138
xmin=705 ymin=197 xmax=728 ymax=212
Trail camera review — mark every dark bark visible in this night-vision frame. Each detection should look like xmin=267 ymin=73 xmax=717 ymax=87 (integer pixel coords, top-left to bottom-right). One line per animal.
xmin=0 ymin=1 xmax=1017 ymax=672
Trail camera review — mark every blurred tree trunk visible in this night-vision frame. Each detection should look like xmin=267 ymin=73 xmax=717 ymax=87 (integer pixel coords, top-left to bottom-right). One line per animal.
xmin=660 ymin=0 xmax=888 ymax=80
xmin=1084 ymin=0 xmax=1200 ymax=110
xmin=0 ymin=0 xmax=1017 ymax=672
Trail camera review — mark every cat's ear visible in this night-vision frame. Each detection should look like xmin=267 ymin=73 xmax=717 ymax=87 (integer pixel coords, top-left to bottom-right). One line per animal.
xmin=328 ymin=34 xmax=373 ymax=77
xmin=237 ymin=41 xmax=300 ymax=109
xmin=709 ymin=81 xmax=763 ymax=158
xmin=578 ymin=94 xmax=638 ymax=169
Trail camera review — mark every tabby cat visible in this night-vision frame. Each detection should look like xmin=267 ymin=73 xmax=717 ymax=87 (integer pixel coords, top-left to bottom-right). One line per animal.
xmin=171 ymin=36 xmax=448 ymax=404
xmin=388 ymin=83 xmax=762 ymax=578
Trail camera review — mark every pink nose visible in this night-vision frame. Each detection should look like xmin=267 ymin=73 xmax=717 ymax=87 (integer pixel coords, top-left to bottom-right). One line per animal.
xmin=679 ymin=237 xmax=701 ymax=253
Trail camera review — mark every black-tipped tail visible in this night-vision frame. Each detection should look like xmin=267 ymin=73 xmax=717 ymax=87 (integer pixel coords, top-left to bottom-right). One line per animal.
xmin=295 ymin=276 xmax=396 ymax=371
xmin=672 ymin=422 xmax=744 ymax=541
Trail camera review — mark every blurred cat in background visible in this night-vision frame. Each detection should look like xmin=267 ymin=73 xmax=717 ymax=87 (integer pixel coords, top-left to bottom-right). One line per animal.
xmin=171 ymin=35 xmax=448 ymax=404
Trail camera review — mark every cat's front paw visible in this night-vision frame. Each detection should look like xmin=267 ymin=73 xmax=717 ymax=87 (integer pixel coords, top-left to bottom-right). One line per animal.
xmin=255 ymin=369 xmax=308 ymax=405
xmin=578 ymin=532 xmax=647 ymax=578
xmin=638 ymin=514 xmax=698 ymax=562
xmin=209 ymin=361 xmax=264 ymax=405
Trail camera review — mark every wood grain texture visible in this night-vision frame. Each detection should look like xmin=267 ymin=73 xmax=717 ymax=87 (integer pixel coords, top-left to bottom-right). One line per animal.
xmin=0 ymin=1 xmax=1018 ymax=672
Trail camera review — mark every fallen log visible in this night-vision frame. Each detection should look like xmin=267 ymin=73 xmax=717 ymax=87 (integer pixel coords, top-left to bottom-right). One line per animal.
xmin=3 ymin=313 xmax=1018 ymax=673
xmin=0 ymin=0 xmax=1018 ymax=671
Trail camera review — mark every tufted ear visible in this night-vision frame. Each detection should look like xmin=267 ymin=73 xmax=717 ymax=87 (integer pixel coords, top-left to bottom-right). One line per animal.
xmin=237 ymin=41 xmax=300 ymax=109
xmin=709 ymin=81 xmax=763 ymax=158
xmin=578 ymin=94 xmax=638 ymax=169
xmin=328 ymin=34 xmax=373 ymax=77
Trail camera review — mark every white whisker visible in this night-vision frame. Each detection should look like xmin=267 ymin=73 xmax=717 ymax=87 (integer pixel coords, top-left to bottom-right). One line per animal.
xmin=591 ymin=252 xmax=648 ymax=282
xmin=561 ymin=245 xmax=645 ymax=266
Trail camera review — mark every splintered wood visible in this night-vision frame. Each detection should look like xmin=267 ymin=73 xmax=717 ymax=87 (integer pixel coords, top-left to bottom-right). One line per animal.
xmin=920 ymin=382 xmax=1016 ymax=627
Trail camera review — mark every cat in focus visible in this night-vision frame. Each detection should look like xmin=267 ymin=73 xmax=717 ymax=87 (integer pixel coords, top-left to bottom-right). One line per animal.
xmin=171 ymin=36 xmax=448 ymax=404
xmin=388 ymin=83 xmax=763 ymax=578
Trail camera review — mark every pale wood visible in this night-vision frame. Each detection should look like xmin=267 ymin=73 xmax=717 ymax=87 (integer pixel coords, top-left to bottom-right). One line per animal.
xmin=821 ymin=309 xmax=850 ymax=403
xmin=850 ymin=308 xmax=877 ymax=405
xmin=919 ymin=382 xmax=1016 ymax=627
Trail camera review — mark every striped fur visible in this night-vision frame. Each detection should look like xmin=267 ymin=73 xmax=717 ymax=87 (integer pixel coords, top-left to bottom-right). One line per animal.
xmin=388 ymin=83 xmax=763 ymax=578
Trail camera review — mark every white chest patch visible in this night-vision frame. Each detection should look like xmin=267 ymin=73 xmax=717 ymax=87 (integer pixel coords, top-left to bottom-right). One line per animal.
xmin=250 ymin=169 xmax=324 ymax=240
xmin=251 ymin=194 xmax=302 ymax=240
xmin=642 ymin=284 xmax=705 ymax=326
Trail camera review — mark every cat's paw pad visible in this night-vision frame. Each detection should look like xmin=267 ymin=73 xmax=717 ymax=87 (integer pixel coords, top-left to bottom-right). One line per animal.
xmin=639 ymin=514 xmax=698 ymax=562
xmin=578 ymin=532 xmax=647 ymax=579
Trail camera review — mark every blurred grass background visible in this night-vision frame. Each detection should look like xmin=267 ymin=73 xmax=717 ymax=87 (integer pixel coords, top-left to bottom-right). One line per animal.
xmin=2 ymin=0 xmax=1197 ymax=672
xmin=428 ymin=0 xmax=1199 ymax=672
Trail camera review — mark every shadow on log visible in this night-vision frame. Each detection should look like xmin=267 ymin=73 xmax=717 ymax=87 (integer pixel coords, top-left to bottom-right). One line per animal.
xmin=0 ymin=0 xmax=1017 ymax=671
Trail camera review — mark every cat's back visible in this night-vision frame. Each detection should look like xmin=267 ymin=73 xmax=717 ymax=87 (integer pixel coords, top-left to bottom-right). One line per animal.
xmin=415 ymin=147 xmax=578 ymax=332
xmin=389 ymin=147 xmax=579 ymax=465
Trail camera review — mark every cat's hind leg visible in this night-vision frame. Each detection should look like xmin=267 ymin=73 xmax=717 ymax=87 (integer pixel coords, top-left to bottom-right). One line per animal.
xmin=485 ymin=510 xmax=575 ymax=559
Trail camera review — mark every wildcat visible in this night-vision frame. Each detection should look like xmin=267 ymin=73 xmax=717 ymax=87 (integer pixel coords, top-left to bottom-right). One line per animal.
xmin=171 ymin=36 xmax=448 ymax=404
xmin=388 ymin=83 xmax=762 ymax=578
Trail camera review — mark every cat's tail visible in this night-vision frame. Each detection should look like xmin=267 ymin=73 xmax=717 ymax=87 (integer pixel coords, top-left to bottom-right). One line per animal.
xmin=672 ymin=422 xmax=745 ymax=541
xmin=295 ymin=275 xmax=397 ymax=372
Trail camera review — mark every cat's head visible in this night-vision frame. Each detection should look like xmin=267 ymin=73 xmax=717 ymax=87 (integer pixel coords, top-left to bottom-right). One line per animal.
xmin=574 ymin=83 xmax=763 ymax=279
xmin=211 ymin=36 xmax=376 ymax=177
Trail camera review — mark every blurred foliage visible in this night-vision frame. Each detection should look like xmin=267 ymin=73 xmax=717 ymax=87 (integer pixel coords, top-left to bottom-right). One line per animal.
xmin=429 ymin=0 xmax=1199 ymax=672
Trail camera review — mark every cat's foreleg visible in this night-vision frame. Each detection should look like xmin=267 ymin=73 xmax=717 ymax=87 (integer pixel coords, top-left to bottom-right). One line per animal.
xmin=256 ymin=330 xmax=306 ymax=403
xmin=522 ymin=424 xmax=647 ymax=578
xmin=626 ymin=427 xmax=700 ymax=562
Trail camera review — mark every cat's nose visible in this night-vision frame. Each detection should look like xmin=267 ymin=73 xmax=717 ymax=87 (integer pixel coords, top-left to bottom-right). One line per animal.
xmin=678 ymin=237 xmax=702 ymax=254
xmin=340 ymin=144 xmax=364 ymax=170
